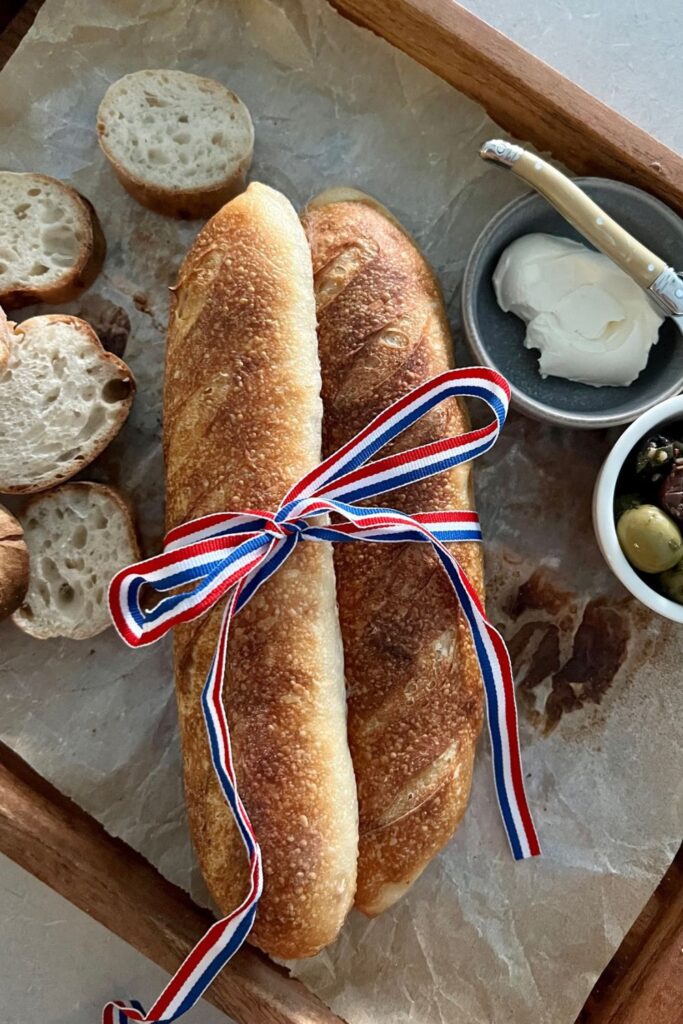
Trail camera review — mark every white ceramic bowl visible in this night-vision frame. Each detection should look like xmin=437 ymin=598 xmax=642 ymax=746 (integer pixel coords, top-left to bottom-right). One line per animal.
xmin=593 ymin=395 xmax=683 ymax=623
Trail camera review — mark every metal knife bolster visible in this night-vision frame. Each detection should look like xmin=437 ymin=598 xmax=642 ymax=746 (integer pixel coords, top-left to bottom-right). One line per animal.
xmin=480 ymin=139 xmax=524 ymax=167
xmin=649 ymin=266 xmax=683 ymax=317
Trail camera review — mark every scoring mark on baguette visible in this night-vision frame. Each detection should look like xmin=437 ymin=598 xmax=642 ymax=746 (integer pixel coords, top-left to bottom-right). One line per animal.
xmin=169 ymin=250 xmax=225 ymax=334
xmin=313 ymin=239 xmax=378 ymax=312
xmin=366 ymin=741 xmax=461 ymax=833
xmin=333 ymin=311 xmax=434 ymax=411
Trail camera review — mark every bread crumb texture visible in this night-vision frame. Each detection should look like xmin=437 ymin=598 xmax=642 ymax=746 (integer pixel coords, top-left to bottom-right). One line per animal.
xmin=0 ymin=315 xmax=134 ymax=493
xmin=14 ymin=482 xmax=139 ymax=640
xmin=0 ymin=172 xmax=94 ymax=296
xmin=98 ymin=69 xmax=253 ymax=192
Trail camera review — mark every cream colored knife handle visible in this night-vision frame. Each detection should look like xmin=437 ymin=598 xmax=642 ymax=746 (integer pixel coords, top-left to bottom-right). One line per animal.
xmin=481 ymin=140 xmax=666 ymax=288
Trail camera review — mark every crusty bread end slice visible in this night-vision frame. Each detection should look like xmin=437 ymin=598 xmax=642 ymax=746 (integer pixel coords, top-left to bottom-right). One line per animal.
xmin=0 ymin=313 xmax=135 ymax=494
xmin=13 ymin=482 xmax=139 ymax=640
xmin=0 ymin=172 xmax=105 ymax=309
xmin=0 ymin=503 xmax=29 ymax=620
xmin=97 ymin=69 xmax=254 ymax=219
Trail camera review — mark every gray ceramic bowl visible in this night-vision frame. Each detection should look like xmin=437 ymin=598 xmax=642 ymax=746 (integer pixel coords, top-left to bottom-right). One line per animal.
xmin=462 ymin=177 xmax=683 ymax=428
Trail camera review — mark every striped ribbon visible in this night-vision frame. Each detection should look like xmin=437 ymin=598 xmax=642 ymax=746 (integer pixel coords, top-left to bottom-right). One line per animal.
xmin=105 ymin=366 xmax=540 ymax=1023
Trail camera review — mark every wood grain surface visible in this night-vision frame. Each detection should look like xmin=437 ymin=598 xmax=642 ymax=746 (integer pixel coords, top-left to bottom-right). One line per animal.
xmin=0 ymin=0 xmax=40 ymax=67
xmin=0 ymin=2 xmax=681 ymax=1022
xmin=331 ymin=0 xmax=683 ymax=216
xmin=0 ymin=742 xmax=345 ymax=1024
xmin=578 ymin=846 xmax=683 ymax=1024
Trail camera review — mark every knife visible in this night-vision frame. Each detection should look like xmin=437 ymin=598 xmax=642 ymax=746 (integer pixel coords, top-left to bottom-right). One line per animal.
xmin=480 ymin=139 xmax=683 ymax=327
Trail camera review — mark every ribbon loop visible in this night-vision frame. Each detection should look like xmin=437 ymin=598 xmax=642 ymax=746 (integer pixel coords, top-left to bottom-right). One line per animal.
xmin=279 ymin=367 xmax=509 ymax=511
xmin=106 ymin=367 xmax=540 ymax=1024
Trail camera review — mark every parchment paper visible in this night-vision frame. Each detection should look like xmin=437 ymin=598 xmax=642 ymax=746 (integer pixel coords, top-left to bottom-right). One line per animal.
xmin=0 ymin=2 xmax=681 ymax=1022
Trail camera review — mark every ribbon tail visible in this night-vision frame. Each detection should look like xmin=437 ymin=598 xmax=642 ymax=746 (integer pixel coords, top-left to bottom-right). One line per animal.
xmin=430 ymin=541 xmax=541 ymax=860
xmin=102 ymin=1000 xmax=145 ymax=1023
xmin=107 ymin=586 xmax=263 ymax=1024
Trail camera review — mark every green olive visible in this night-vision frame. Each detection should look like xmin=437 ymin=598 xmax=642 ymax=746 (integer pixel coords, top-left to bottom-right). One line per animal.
xmin=617 ymin=504 xmax=683 ymax=574
xmin=660 ymin=559 xmax=683 ymax=603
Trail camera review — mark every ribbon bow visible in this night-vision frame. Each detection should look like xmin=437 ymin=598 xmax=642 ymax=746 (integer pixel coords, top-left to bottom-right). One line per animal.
xmin=105 ymin=366 xmax=540 ymax=1024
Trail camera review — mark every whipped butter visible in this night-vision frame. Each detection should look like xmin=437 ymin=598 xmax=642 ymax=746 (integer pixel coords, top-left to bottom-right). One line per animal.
xmin=493 ymin=233 xmax=664 ymax=387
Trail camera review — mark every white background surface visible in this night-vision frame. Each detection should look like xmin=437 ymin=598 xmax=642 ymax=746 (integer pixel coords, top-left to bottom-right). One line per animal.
xmin=2 ymin=2 xmax=681 ymax=1022
xmin=464 ymin=0 xmax=683 ymax=154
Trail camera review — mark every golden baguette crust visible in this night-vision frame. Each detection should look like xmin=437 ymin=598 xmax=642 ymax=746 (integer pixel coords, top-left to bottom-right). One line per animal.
xmin=165 ymin=182 xmax=357 ymax=958
xmin=302 ymin=188 xmax=484 ymax=916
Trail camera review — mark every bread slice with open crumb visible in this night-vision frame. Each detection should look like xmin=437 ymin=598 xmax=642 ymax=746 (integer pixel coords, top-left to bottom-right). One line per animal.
xmin=97 ymin=69 xmax=254 ymax=219
xmin=0 ymin=172 xmax=105 ymax=309
xmin=0 ymin=310 xmax=135 ymax=494
xmin=13 ymin=481 xmax=139 ymax=640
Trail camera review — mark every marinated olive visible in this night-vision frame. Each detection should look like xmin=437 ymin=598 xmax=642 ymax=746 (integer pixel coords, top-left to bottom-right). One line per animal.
xmin=660 ymin=559 xmax=683 ymax=603
xmin=634 ymin=434 xmax=683 ymax=484
xmin=617 ymin=504 xmax=683 ymax=574
xmin=660 ymin=462 xmax=683 ymax=523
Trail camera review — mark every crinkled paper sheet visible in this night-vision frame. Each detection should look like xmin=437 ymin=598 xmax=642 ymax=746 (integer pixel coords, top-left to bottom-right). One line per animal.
xmin=0 ymin=2 xmax=681 ymax=1022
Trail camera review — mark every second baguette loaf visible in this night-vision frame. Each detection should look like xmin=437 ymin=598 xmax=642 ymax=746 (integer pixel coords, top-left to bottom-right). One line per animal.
xmin=164 ymin=183 xmax=357 ymax=958
xmin=302 ymin=188 xmax=484 ymax=916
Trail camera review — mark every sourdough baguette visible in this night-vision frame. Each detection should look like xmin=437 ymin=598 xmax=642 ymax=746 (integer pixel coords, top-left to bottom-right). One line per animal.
xmin=164 ymin=182 xmax=357 ymax=958
xmin=302 ymin=188 xmax=484 ymax=916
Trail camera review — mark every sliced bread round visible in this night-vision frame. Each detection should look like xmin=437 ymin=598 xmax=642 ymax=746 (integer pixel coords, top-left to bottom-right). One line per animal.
xmin=0 ymin=312 xmax=135 ymax=494
xmin=0 ymin=172 xmax=105 ymax=309
xmin=97 ymin=69 xmax=254 ymax=219
xmin=13 ymin=481 xmax=140 ymax=640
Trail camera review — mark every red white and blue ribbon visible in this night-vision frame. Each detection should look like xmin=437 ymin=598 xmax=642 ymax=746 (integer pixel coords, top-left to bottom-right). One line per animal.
xmin=105 ymin=366 xmax=540 ymax=1024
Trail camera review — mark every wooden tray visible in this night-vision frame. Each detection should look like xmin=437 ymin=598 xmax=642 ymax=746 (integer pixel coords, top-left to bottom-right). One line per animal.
xmin=1 ymin=2 xmax=681 ymax=1022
